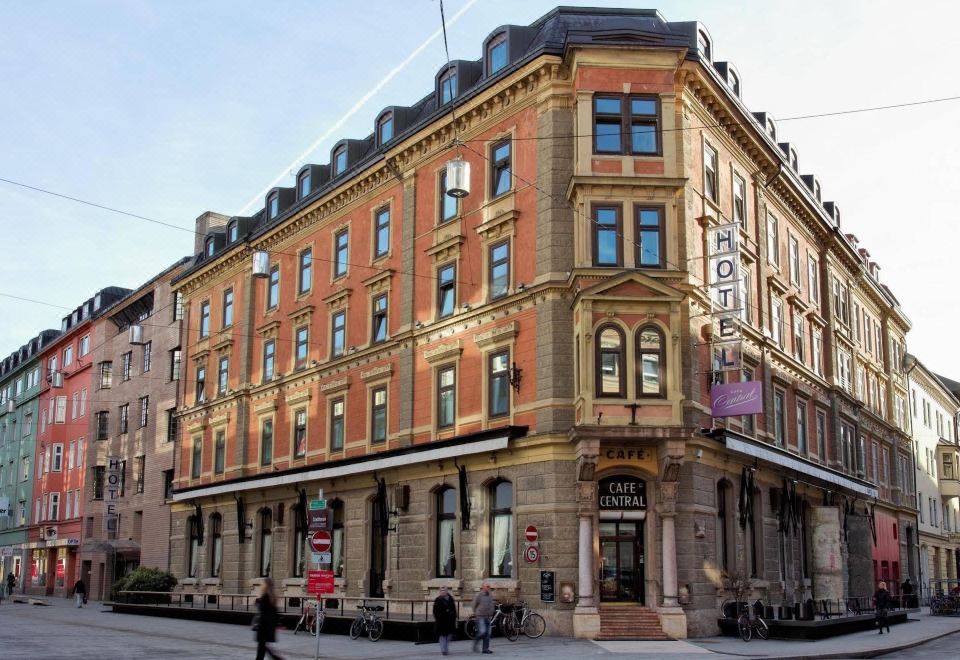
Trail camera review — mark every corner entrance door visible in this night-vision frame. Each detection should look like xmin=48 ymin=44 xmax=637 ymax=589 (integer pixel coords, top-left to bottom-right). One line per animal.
xmin=599 ymin=520 xmax=644 ymax=603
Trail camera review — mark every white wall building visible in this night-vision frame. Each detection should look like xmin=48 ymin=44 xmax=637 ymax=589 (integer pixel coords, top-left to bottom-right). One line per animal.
xmin=906 ymin=355 xmax=960 ymax=597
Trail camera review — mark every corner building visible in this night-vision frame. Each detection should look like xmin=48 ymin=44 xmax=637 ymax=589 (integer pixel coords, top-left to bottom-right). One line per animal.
xmin=169 ymin=7 xmax=915 ymax=638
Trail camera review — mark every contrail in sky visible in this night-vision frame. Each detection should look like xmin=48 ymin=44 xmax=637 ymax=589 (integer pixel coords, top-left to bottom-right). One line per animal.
xmin=239 ymin=0 xmax=482 ymax=214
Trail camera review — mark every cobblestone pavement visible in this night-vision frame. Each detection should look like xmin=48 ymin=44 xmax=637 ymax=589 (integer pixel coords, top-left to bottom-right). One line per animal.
xmin=4 ymin=598 xmax=959 ymax=659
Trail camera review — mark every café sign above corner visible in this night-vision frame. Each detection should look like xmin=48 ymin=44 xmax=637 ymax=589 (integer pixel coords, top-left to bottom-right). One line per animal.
xmin=707 ymin=222 xmax=762 ymax=418
xmin=598 ymin=475 xmax=647 ymax=510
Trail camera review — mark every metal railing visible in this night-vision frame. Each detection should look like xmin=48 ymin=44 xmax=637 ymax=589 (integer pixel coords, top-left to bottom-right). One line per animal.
xmin=114 ymin=591 xmax=466 ymax=623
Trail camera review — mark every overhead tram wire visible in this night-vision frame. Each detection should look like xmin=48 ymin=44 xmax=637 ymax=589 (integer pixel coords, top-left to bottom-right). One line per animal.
xmin=458 ymin=93 xmax=960 ymax=144
xmin=8 ymin=89 xmax=942 ymax=343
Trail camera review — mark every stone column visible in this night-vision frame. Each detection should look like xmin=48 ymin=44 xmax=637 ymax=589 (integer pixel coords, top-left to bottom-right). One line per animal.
xmin=577 ymin=513 xmax=594 ymax=607
xmin=661 ymin=510 xmax=678 ymax=607
xmin=811 ymin=506 xmax=843 ymax=601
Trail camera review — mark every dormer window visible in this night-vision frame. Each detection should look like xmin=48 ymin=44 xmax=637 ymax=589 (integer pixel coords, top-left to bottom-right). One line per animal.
xmin=487 ymin=33 xmax=507 ymax=75
xmin=789 ymin=148 xmax=798 ymax=172
xmin=205 ymin=237 xmax=215 ymax=257
xmin=298 ymin=170 xmax=311 ymax=198
xmin=766 ymin=118 xmax=776 ymax=141
xmin=227 ymin=220 xmax=239 ymax=243
xmin=439 ymin=68 xmax=457 ymax=104
xmin=333 ymin=145 xmax=348 ymax=176
xmin=378 ymin=113 xmax=394 ymax=146
xmin=728 ymin=69 xmax=740 ymax=97
xmin=698 ymin=30 xmax=712 ymax=61
xmin=814 ymin=181 xmax=822 ymax=202
xmin=268 ymin=193 xmax=279 ymax=219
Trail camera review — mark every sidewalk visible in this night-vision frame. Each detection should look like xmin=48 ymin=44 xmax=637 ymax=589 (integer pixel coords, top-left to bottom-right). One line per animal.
xmin=687 ymin=609 xmax=960 ymax=659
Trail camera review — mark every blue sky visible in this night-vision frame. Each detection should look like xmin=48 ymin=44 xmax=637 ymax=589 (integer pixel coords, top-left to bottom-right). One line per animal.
xmin=1 ymin=0 xmax=958 ymax=375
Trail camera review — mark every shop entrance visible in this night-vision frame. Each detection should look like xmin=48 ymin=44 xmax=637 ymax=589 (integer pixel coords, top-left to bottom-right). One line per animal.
xmin=599 ymin=519 xmax=645 ymax=603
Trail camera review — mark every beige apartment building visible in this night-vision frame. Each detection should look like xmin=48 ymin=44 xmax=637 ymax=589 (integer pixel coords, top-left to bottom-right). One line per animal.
xmin=80 ymin=258 xmax=188 ymax=599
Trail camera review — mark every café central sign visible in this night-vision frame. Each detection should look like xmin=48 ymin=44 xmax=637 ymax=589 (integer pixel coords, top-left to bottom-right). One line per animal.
xmin=598 ymin=476 xmax=647 ymax=510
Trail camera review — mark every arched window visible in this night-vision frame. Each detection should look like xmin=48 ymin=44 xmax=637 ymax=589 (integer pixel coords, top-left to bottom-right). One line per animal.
xmin=717 ymin=481 xmax=733 ymax=574
xmin=205 ymin=238 xmax=215 ymax=257
xmin=486 ymin=33 xmax=507 ymax=75
xmin=267 ymin=192 xmax=279 ymax=219
xmin=298 ymin=170 xmax=311 ymax=199
xmin=331 ymin=499 xmax=345 ymax=577
xmin=258 ymin=507 xmax=273 ymax=577
xmin=439 ymin=67 xmax=457 ymax=104
xmin=227 ymin=220 xmax=238 ymax=243
xmin=436 ymin=487 xmax=457 ymax=577
xmin=378 ymin=112 xmax=394 ymax=146
xmin=187 ymin=515 xmax=200 ymax=578
xmin=489 ymin=480 xmax=513 ymax=577
xmin=292 ymin=503 xmax=306 ymax=577
xmin=728 ymin=69 xmax=740 ymax=97
xmin=636 ymin=326 xmax=666 ymax=397
xmin=209 ymin=513 xmax=223 ymax=578
xmin=333 ymin=145 xmax=348 ymax=176
xmin=595 ymin=325 xmax=625 ymax=398
xmin=789 ymin=148 xmax=798 ymax=172
xmin=698 ymin=30 xmax=712 ymax=61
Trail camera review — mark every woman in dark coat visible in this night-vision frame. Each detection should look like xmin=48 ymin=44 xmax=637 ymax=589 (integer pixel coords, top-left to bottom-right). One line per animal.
xmin=254 ymin=578 xmax=285 ymax=660
xmin=874 ymin=580 xmax=891 ymax=635
xmin=433 ymin=586 xmax=457 ymax=656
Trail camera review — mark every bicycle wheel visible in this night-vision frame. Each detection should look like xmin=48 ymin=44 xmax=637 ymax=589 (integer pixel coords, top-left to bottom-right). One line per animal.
xmin=737 ymin=614 xmax=752 ymax=642
xmin=500 ymin=615 xmax=520 ymax=641
xmin=349 ymin=616 xmax=365 ymax=640
xmin=754 ymin=617 xmax=769 ymax=640
xmin=314 ymin=610 xmax=325 ymax=635
xmin=368 ymin=616 xmax=384 ymax=641
xmin=523 ymin=612 xmax=546 ymax=639
xmin=465 ymin=616 xmax=478 ymax=639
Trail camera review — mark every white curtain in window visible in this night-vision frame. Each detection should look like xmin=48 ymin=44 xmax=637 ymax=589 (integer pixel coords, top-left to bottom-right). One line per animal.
xmin=439 ymin=519 xmax=455 ymax=576
xmin=493 ymin=513 xmax=511 ymax=575
xmin=213 ymin=537 xmax=222 ymax=578
xmin=261 ymin=534 xmax=272 ymax=577
xmin=332 ymin=528 xmax=344 ymax=577
xmin=189 ymin=538 xmax=199 ymax=578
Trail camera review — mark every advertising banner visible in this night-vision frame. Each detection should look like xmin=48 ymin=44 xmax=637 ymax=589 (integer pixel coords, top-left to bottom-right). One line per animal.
xmin=710 ymin=380 xmax=763 ymax=417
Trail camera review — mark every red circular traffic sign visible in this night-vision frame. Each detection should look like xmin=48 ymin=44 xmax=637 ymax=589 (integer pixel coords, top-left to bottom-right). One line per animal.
xmin=310 ymin=530 xmax=331 ymax=553
xmin=524 ymin=545 xmax=540 ymax=563
xmin=524 ymin=525 xmax=539 ymax=543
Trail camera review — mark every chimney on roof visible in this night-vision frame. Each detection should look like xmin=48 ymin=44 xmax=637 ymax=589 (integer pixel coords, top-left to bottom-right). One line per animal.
xmin=845 ymin=233 xmax=859 ymax=249
xmin=858 ymin=247 xmax=870 ymax=263
xmin=194 ymin=211 xmax=231 ymax=255
xmin=869 ymin=261 xmax=881 ymax=281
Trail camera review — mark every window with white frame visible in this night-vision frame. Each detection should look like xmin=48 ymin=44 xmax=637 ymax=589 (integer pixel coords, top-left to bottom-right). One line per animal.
xmin=838 ymin=350 xmax=852 ymax=392
xmin=52 ymin=444 xmax=63 ymax=471
xmin=789 ymin=236 xmax=800 ymax=286
xmin=766 ymin=213 xmax=780 ymax=267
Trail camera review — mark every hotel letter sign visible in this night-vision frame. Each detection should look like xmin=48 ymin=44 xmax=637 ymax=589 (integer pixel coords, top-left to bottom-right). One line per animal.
xmin=104 ymin=456 xmax=122 ymax=534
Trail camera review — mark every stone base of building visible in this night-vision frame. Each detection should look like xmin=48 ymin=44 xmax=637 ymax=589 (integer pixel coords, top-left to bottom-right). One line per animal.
xmin=572 ymin=605 xmax=600 ymax=638
xmin=656 ymin=606 xmax=687 ymax=639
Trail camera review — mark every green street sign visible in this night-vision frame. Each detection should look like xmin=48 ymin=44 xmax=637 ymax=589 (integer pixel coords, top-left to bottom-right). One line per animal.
xmin=309 ymin=499 xmax=326 ymax=510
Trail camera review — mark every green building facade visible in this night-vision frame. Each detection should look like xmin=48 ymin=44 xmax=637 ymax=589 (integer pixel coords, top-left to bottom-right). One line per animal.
xmin=0 ymin=329 xmax=59 ymax=593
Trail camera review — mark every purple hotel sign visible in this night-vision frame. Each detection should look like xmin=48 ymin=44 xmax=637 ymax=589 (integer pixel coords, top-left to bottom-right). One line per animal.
xmin=711 ymin=381 xmax=763 ymax=418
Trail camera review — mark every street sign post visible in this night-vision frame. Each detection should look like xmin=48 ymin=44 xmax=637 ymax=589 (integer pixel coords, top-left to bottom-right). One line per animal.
xmin=310 ymin=530 xmax=332 ymax=554
xmin=524 ymin=545 xmax=540 ymax=563
xmin=309 ymin=499 xmax=327 ymax=510
xmin=308 ymin=508 xmax=332 ymax=532
xmin=525 ymin=525 xmax=539 ymax=543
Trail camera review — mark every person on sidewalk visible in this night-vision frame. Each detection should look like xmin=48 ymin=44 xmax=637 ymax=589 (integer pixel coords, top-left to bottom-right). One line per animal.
xmin=253 ymin=578 xmax=285 ymax=660
xmin=6 ymin=572 xmax=14 ymax=597
xmin=471 ymin=582 xmax=495 ymax=654
xmin=433 ymin=586 xmax=457 ymax=656
xmin=874 ymin=580 xmax=891 ymax=634
xmin=72 ymin=579 xmax=87 ymax=608
xmin=901 ymin=578 xmax=914 ymax=608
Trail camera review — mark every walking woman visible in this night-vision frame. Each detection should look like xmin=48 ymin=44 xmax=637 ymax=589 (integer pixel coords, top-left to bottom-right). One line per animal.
xmin=254 ymin=578 xmax=285 ymax=660
xmin=433 ymin=586 xmax=457 ymax=656
xmin=874 ymin=580 xmax=891 ymax=634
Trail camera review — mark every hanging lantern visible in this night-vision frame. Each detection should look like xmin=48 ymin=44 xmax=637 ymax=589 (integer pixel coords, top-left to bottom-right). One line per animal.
xmin=128 ymin=324 xmax=144 ymax=345
xmin=252 ymin=251 xmax=270 ymax=278
xmin=445 ymin=157 xmax=470 ymax=198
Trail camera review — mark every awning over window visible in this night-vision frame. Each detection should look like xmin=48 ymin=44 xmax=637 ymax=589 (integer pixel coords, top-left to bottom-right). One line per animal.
xmin=722 ymin=432 xmax=878 ymax=499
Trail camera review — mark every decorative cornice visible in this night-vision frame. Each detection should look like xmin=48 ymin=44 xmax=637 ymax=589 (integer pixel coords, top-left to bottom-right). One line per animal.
xmin=288 ymin=304 xmax=315 ymax=326
xmin=473 ymin=321 xmax=518 ymax=349
xmin=424 ymin=340 xmax=463 ymax=365
xmin=362 ymin=270 xmax=393 ymax=292
xmin=360 ymin=364 xmax=393 ymax=382
xmin=285 ymin=389 xmax=312 ymax=406
xmin=256 ymin=320 xmax=281 ymax=338
xmin=323 ymin=288 xmax=352 ymax=308
xmin=320 ymin=377 xmax=350 ymax=394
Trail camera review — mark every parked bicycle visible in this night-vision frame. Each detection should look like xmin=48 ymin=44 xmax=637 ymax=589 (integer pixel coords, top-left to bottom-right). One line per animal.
xmin=293 ymin=599 xmax=324 ymax=635
xmin=737 ymin=608 xmax=769 ymax=642
xmin=507 ymin=600 xmax=546 ymax=639
xmin=465 ymin=601 xmax=514 ymax=640
xmin=350 ymin=604 xmax=385 ymax=641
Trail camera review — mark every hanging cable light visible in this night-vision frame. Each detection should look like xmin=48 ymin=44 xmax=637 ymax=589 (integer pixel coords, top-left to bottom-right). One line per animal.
xmin=445 ymin=155 xmax=470 ymax=198
xmin=251 ymin=250 xmax=270 ymax=278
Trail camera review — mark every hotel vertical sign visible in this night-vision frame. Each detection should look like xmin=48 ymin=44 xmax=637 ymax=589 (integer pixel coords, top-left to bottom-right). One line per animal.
xmin=707 ymin=223 xmax=762 ymax=417
xmin=104 ymin=456 xmax=122 ymax=535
